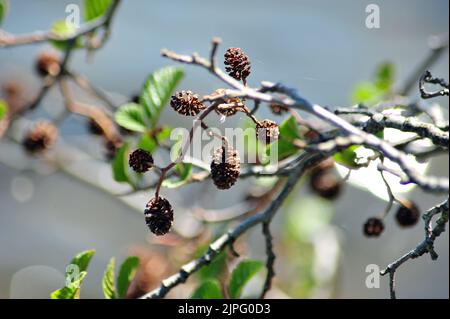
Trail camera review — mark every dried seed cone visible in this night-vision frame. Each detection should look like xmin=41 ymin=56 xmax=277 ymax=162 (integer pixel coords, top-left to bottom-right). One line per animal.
xmin=310 ymin=169 xmax=342 ymax=200
xmin=210 ymin=146 xmax=240 ymax=190
xmin=129 ymin=148 xmax=154 ymax=173
xmin=363 ymin=217 xmax=384 ymax=237
xmin=170 ymin=90 xmax=205 ymax=116
xmin=395 ymin=200 xmax=420 ymax=227
xmin=35 ymin=51 xmax=61 ymax=77
xmin=2 ymin=81 xmax=23 ymax=98
xmin=22 ymin=121 xmax=58 ymax=154
xmin=144 ymin=196 xmax=174 ymax=236
xmin=224 ymin=48 xmax=251 ymax=81
xmin=256 ymin=119 xmax=280 ymax=144
xmin=269 ymin=103 xmax=288 ymax=115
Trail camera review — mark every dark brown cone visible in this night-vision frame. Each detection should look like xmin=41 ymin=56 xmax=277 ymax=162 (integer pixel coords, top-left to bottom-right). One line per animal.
xmin=35 ymin=51 xmax=61 ymax=77
xmin=2 ymin=81 xmax=23 ymax=98
xmin=256 ymin=119 xmax=280 ymax=145
xmin=395 ymin=200 xmax=420 ymax=227
xmin=309 ymin=168 xmax=342 ymax=200
xmin=170 ymin=90 xmax=205 ymax=116
xmin=363 ymin=217 xmax=384 ymax=237
xmin=224 ymin=48 xmax=251 ymax=81
xmin=22 ymin=121 xmax=58 ymax=154
xmin=129 ymin=148 xmax=154 ymax=173
xmin=210 ymin=146 xmax=240 ymax=190
xmin=269 ymin=103 xmax=288 ymax=115
xmin=144 ymin=197 xmax=174 ymax=236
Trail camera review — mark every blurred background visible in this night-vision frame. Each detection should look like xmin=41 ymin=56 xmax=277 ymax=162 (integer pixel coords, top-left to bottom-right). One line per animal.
xmin=0 ymin=0 xmax=448 ymax=299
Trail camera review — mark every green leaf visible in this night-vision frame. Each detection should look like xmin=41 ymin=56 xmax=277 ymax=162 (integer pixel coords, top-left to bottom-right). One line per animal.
xmin=155 ymin=126 xmax=172 ymax=141
xmin=49 ymin=20 xmax=80 ymax=51
xmin=115 ymin=103 xmax=147 ymax=133
xmin=162 ymin=162 xmax=192 ymax=189
xmin=374 ymin=62 xmax=395 ymax=91
xmin=138 ymin=134 xmax=157 ymax=154
xmin=50 ymin=249 xmax=95 ymax=299
xmin=70 ymin=249 xmax=96 ymax=273
xmin=0 ymin=99 xmax=7 ymax=120
xmin=351 ymin=82 xmax=381 ymax=105
xmin=191 ymin=280 xmax=224 ymax=299
xmin=50 ymin=271 xmax=87 ymax=299
xmin=117 ymin=256 xmax=139 ymax=299
xmin=197 ymin=249 xmax=226 ymax=280
xmin=351 ymin=62 xmax=395 ymax=105
xmin=279 ymin=115 xmax=301 ymax=140
xmin=102 ymin=257 xmax=116 ymax=299
xmin=84 ymin=0 xmax=112 ymax=22
xmin=0 ymin=0 xmax=8 ymax=26
xmin=140 ymin=66 xmax=184 ymax=127
xmin=229 ymin=259 xmax=264 ymax=299
xmin=285 ymin=196 xmax=334 ymax=242
xmin=138 ymin=126 xmax=172 ymax=154
xmin=112 ymin=142 xmax=130 ymax=183
xmin=333 ymin=145 xmax=359 ymax=168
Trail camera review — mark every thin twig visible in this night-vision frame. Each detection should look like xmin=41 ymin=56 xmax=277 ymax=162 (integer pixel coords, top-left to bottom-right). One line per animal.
xmin=260 ymin=221 xmax=276 ymax=299
xmin=0 ymin=0 xmax=122 ymax=47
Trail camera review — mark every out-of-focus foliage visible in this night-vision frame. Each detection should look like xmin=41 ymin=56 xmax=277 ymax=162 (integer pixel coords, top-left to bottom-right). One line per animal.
xmin=229 ymin=259 xmax=264 ymax=298
xmin=191 ymin=279 xmax=223 ymax=299
xmin=280 ymin=196 xmax=339 ymax=297
xmin=51 ymin=250 xmax=139 ymax=299
xmin=0 ymin=99 xmax=7 ymax=120
xmin=84 ymin=0 xmax=112 ymax=22
xmin=116 ymin=256 xmax=140 ymax=298
xmin=102 ymin=257 xmax=116 ymax=299
xmin=0 ymin=0 xmax=7 ymax=26
xmin=49 ymin=20 xmax=80 ymax=50
xmin=334 ymin=62 xmax=394 ymax=168
xmin=51 ymin=249 xmax=95 ymax=299
xmin=351 ymin=62 xmax=395 ymax=105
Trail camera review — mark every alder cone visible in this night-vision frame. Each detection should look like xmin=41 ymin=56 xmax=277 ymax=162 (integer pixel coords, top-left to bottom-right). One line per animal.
xmin=395 ymin=200 xmax=420 ymax=227
xmin=144 ymin=197 xmax=174 ymax=236
xmin=256 ymin=119 xmax=280 ymax=145
xmin=35 ymin=51 xmax=61 ymax=77
xmin=170 ymin=90 xmax=205 ymax=116
xmin=210 ymin=146 xmax=240 ymax=190
xmin=224 ymin=48 xmax=251 ymax=81
xmin=309 ymin=169 xmax=342 ymax=200
xmin=363 ymin=217 xmax=384 ymax=237
xmin=22 ymin=121 xmax=58 ymax=154
xmin=269 ymin=103 xmax=288 ymax=115
xmin=129 ymin=148 xmax=154 ymax=173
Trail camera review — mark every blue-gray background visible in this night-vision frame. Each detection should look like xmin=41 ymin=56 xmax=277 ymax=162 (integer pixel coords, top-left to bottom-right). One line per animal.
xmin=0 ymin=0 xmax=448 ymax=298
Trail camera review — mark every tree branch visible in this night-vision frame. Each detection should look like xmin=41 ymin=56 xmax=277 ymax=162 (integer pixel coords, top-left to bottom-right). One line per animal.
xmin=380 ymin=198 xmax=449 ymax=299
xmin=0 ymin=0 xmax=122 ymax=48
xmin=139 ymin=152 xmax=324 ymax=299
xmin=260 ymin=221 xmax=276 ymax=299
xmin=161 ymin=41 xmax=448 ymax=194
